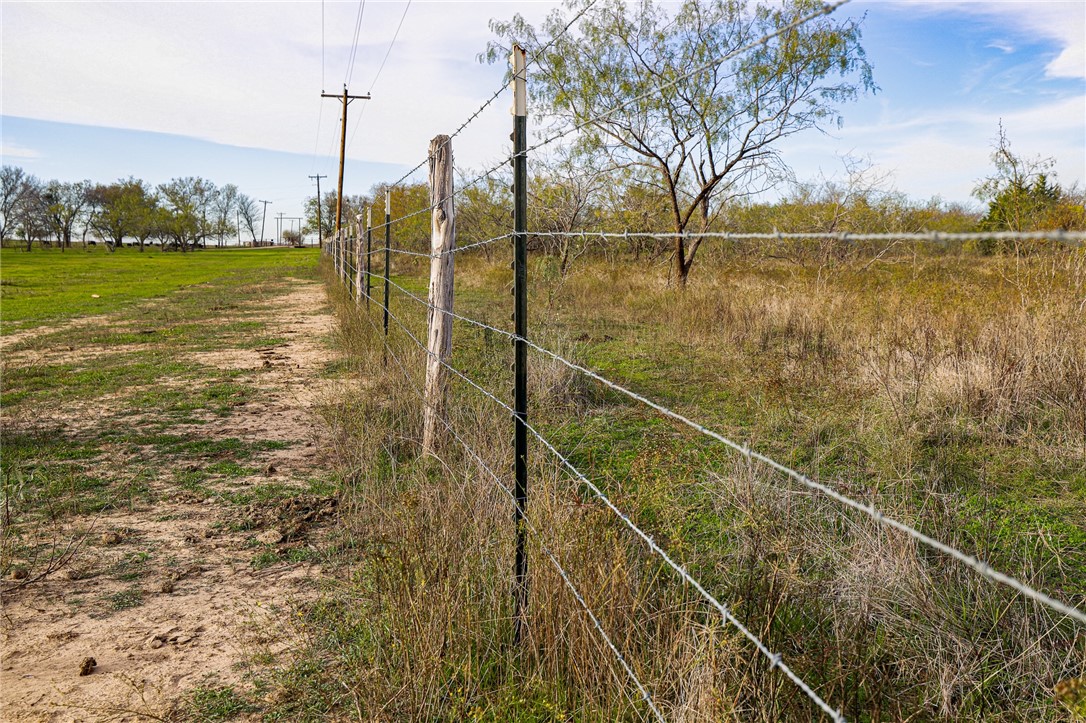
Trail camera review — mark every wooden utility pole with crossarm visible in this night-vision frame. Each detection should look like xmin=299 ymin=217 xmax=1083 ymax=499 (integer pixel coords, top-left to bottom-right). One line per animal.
xmin=321 ymin=86 xmax=371 ymax=236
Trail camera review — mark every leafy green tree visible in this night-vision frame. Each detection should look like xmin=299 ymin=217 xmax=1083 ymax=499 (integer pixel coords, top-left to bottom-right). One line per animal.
xmin=157 ymin=177 xmax=217 ymax=252
xmin=43 ymin=180 xmax=94 ymax=252
xmin=304 ymin=191 xmax=339 ymax=240
xmin=486 ymin=0 xmax=874 ymax=286
xmin=974 ymin=123 xmax=1062 ymax=233
xmin=88 ymin=178 xmax=157 ymax=252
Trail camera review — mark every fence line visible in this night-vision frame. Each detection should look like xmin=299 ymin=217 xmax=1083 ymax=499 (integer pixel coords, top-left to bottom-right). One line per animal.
xmin=319 ymin=0 xmax=1086 ymax=714
xmin=352 ymin=240 xmax=1086 ymax=628
xmin=350 ymin=278 xmax=666 ymax=721
xmin=526 ymin=229 xmax=1086 ymax=244
xmin=338 ymin=255 xmax=846 ymax=721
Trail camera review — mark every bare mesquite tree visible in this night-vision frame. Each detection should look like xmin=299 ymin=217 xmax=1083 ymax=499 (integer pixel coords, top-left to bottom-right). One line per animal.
xmin=487 ymin=0 xmax=875 ymax=286
xmin=1 ymin=165 xmax=31 ymax=246
xmin=237 ymin=193 xmax=260 ymax=246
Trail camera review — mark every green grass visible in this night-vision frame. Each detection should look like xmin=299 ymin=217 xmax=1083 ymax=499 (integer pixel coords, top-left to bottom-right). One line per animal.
xmin=0 ymin=245 xmax=318 ymax=331
xmin=184 ymin=685 xmax=258 ymax=721
xmin=297 ymin=251 xmax=1086 ymax=721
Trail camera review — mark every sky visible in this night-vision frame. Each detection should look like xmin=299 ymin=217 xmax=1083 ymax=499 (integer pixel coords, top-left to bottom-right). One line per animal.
xmin=2 ymin=0 xmax=1084 ymax=240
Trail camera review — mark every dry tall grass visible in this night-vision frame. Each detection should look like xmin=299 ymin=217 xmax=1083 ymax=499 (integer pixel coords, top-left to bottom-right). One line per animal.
xmin=272 ymin=246 xmax=1086 ymax=721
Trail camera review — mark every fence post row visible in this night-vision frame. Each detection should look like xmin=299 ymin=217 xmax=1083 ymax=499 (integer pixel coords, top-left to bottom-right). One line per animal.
xmin=422 ymin=135 xmax=456 ymax=457
xmin=510 ymin=43 xmax=529 ymax=647
xmin=355 ymin=213 xmax=365 ymax=305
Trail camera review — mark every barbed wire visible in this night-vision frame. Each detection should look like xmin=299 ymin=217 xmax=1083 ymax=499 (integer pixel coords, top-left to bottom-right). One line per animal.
xmin=386 ymin=83 xmax=510 ymax=190
xmin=349 ymin=254 xmax=1086 ymax=627
xmin=358 ymin=295 xmax=664 ymax=720
xmin=332 ymin=266 xmax=844 ymax=720
xmin=526 ymin=230 xmax=1086 ymax=244
xmin=361 ymin=233 xmax=514 ymax=260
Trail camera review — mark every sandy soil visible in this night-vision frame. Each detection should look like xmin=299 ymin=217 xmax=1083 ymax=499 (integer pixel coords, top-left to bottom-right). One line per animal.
xmin=1 ymin=279 xmax=338 ymax=722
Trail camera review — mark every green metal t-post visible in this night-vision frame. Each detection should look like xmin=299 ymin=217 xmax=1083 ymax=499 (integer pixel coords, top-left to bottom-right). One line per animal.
xmin=366 ymin=206 xmax=373 ymax=308
xmin=383 ymin=189 xmax=391 ymax=364
xmin=511 ymin=44 xmax=529 ymax=647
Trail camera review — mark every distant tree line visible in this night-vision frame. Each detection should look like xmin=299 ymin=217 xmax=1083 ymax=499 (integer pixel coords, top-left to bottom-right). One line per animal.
xmin=0 ymin=167 xmax=266 ymax=252
xmin=303 ymin=142 xmax=1084 ymax=277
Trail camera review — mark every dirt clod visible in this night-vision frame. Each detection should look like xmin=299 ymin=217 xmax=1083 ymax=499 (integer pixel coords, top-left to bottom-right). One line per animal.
xmin=256 ymin=529 xmax=283 ymax=545
xmin=78 ymin=657 xmax=96 ymax=676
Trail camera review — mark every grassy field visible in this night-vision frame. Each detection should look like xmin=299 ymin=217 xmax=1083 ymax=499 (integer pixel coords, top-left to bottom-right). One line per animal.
xmin=3 ymin=243 xmax=1084 ymax=720
xmin=0 ymin=246 xmax=317 ymax=331
xmin=295 ymin=244 xmax=1086 ymax=721
xmin=1 ymin=245 xmax=338 ymax=719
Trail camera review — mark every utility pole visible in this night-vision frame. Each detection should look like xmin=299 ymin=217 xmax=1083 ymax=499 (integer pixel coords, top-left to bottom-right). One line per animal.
xmin=236 ymin=210 xmax=241 ymax=247
xmin=308 ymin=173 xmax=327 ymax=245
xmin=321 ymin=86 xmax=371 ymax=236
xmin=276 ymin=212 xmax=285 ymax=245
xmin=258 ymin=200 xmax=271 ymax=247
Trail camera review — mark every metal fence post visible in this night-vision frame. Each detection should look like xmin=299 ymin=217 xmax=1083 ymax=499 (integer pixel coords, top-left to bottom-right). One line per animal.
xmin=383 ymin=188 xmax=392 ymax=365
xmin=511 ymin=43 xmax=529 ymax=646
xmin=366 ymin=206 xmax=373 ymax=308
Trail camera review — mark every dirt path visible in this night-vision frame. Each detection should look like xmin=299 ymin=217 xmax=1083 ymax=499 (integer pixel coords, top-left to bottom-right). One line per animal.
xmin=1 ymin=278 xmax=338 ymax=721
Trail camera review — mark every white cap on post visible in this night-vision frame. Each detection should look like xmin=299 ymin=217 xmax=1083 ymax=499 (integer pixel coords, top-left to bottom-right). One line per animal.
xmin=510 ymin=45 xmax=527 ymax=117
xmin=385 ymin=188 xmax=391 ymax=215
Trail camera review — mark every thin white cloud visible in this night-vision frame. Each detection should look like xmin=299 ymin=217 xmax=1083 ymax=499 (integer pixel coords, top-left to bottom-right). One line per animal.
xmin=895 ymin=0 xmax=1085 ymax=79
xmin=0 ymin=1 xmax=557 ymax=174
xmin=0 ymin=142 xmax=40 ymax=160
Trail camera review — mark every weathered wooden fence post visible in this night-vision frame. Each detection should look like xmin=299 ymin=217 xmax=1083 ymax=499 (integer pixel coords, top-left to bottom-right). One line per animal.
xmin=355 ymin=213 xmax=365 ymax=305
xmin=422 ymin=135 xmax=455 ymax=457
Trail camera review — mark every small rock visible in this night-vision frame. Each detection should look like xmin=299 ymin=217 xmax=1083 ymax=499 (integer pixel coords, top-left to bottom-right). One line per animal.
xmin=145 ymin=635 xmax=165 ymax=650
xmin=175 ymin=635 xmax=193 ymax=645
xmin=256 ymin=529 xmax=283 ymax=545
xmin=100 ymin=531 xmax=123 ymax=546
xmin=78 ymin=657 xmax=96 ymax=676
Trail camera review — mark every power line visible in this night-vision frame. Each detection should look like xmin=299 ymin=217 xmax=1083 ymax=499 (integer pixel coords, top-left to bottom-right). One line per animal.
xmin=368 ymin=0 xmax=412 ymax=95
xmin=344 ymin=0 xmax=414 ymax=156
xmin=344 ymin=0 xmax=368 ymax=89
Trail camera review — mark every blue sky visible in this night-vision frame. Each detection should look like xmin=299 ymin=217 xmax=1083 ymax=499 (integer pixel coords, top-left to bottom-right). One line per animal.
xmin=2 ymin=0 xmax=1083 ymax=229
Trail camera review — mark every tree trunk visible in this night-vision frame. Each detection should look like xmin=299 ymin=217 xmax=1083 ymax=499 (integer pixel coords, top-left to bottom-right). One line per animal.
xmin=674 ymin=235 xmax=689 ymax=288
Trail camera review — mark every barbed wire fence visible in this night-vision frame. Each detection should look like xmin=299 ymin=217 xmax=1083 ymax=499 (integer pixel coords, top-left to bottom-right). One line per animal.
xmin=320 ymin=1 xmax=1086 ymax=719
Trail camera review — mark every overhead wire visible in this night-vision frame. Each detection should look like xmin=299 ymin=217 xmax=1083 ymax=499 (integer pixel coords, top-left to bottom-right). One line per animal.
xmin=345 ymin=0 xmax=414 ymax=156
xmin=345 ymin=0 xmax=368 ymax=89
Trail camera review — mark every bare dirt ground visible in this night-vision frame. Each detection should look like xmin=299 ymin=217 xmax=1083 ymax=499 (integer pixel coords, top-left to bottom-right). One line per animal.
xmin=1 ymin=279 xmax=338 ymax=721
